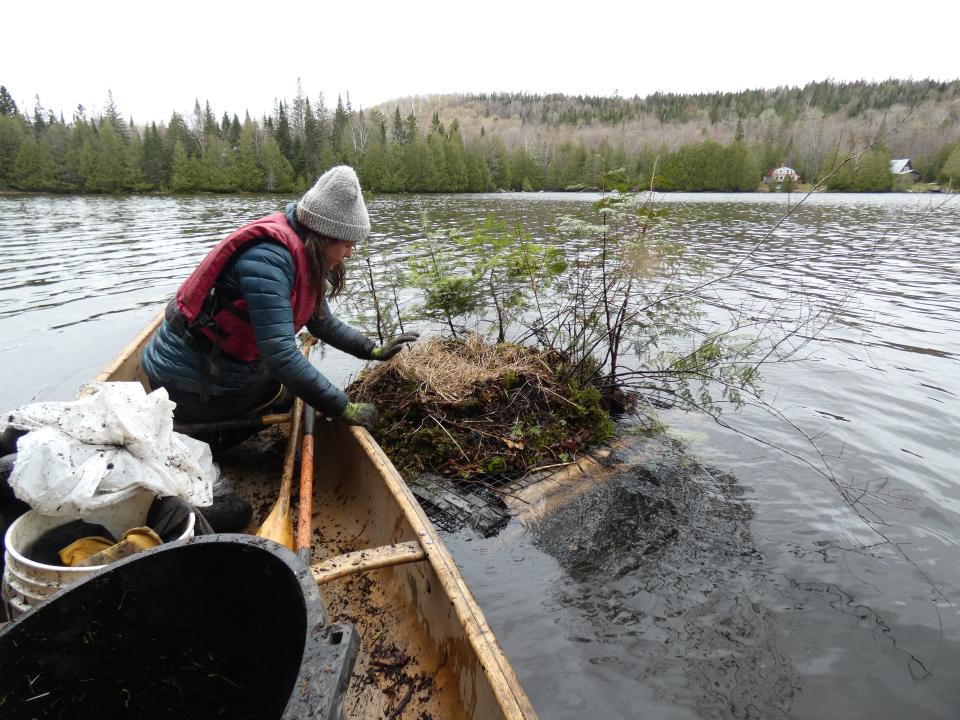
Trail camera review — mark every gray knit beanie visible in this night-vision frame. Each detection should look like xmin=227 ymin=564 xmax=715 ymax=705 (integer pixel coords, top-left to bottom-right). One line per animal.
xmin=296 ymin=166 xmax=369 ymax=242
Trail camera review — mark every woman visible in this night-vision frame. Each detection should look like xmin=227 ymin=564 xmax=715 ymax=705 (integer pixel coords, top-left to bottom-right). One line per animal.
xmin=142 ymin=165 xmax=417 ymax=456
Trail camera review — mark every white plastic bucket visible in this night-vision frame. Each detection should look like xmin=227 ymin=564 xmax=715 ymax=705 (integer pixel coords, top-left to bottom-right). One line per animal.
xmin=2 ymin=490 xmax=196 ymax=618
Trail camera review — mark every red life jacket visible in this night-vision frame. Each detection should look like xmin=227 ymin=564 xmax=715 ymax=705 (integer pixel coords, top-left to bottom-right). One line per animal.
xmin=175 ymin=213 xmax=317 ymax=362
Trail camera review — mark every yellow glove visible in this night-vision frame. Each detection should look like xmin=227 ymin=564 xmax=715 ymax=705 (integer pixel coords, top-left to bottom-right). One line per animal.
xmin=65 ymin=527 xmax=164 ymax=567
xmin=59 ymin=536 xmax=115 ymax=566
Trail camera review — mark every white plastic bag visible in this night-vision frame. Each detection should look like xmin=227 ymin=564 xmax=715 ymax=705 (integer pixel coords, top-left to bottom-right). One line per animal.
xmin=3 ymin=382 xmax=216 ymax=516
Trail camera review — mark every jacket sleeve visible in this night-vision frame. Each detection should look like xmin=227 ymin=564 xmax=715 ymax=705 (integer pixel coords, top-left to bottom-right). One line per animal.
xmin=306 ymin=297 xmax=377 ymax=360
xmin=233 ymin=244 xmax=350 ymax=416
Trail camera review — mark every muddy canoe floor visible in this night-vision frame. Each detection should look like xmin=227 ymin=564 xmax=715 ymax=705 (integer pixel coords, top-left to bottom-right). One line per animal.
xmin=219 ymin=430 xmax=451 ymax=719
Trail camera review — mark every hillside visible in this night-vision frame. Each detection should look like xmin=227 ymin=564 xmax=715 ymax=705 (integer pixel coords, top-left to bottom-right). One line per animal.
xmin=374 ymin=80 xmax=960 ymax=184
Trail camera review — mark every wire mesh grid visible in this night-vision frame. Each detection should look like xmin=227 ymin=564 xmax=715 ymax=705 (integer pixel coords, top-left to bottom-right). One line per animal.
xmin=409 ymin=467 xmax=540 ymax=537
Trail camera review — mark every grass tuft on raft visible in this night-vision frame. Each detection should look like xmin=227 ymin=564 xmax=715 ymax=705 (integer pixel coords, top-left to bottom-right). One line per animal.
xmin=348 ymin=334 xmax=616 ymax=480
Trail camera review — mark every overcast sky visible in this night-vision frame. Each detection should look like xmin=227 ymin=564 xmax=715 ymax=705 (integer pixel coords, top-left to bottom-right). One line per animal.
xmin=3 ymin=0 xmax=958 ymax=125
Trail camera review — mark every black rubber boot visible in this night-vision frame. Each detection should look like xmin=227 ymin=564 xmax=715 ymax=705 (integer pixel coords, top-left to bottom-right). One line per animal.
xmin=200 ymin=493 xmax=254 ymax=533
xmin=0 ymin=428 xmax=25 ymax=456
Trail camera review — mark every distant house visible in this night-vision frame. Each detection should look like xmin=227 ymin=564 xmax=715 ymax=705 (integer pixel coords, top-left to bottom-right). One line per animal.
xmin=890 ymin=158 xmax=919 ymax=181
xmin=764 ymin=165 xmax=801 ymax=188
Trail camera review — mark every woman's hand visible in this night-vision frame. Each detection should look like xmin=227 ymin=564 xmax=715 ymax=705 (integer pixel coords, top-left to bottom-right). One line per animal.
xmin=339 ymin=402 xmax=378 ymax=429
xmin=371 ymin=332 xmax=420 ymax=361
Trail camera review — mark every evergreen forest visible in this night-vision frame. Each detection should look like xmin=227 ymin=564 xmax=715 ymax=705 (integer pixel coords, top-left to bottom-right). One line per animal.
xmin=1 ymin=79 xmax=958 ymax=195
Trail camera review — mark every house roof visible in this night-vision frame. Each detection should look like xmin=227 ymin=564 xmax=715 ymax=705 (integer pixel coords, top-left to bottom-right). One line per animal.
xmin=890 ymin=159 xmax=914 ymax=174
xmin=765 ymin=166 xmax=799 ymax=177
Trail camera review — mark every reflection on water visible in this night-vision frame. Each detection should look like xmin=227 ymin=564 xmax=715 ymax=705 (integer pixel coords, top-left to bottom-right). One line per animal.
xmin=2 ymin=192 xmax=960 ymax=718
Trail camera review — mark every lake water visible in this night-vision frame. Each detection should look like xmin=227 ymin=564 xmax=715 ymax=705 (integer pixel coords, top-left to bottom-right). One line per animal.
xmin=1 ymin=191 xmax=958 ymax=718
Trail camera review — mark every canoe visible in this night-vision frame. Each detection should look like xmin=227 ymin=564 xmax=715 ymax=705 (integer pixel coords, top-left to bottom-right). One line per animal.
xmin=96 ymin=311 xmax=538 ymax=720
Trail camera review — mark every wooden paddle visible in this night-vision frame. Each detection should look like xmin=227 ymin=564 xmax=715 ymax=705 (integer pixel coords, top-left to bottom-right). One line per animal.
xmin=255 ymin=396 xmax=303 ymax=549
xmin=256 ymin=337 xmax=317 ymax=549
xmin=296 ymin=404 xmax=317 ymax=565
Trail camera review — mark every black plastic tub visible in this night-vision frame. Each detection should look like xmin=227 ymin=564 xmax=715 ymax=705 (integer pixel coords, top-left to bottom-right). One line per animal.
xmin=0 ymin=533 xmax=357 ymax=719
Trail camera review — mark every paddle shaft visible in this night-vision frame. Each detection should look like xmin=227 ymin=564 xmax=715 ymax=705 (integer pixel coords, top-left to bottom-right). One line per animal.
xmin=173 ymin=412 xmax=290 ymax=435
xmin=296 ymin=405 xmax=316 ymax=564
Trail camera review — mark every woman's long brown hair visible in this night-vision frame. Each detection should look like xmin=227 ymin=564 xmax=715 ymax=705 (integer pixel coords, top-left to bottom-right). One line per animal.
xmin=304 ymin=232 xmax=346 ymax=319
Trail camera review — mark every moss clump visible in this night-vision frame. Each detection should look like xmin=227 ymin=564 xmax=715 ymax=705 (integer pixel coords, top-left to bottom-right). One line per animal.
xmin=483 ymin=456 xmax=508 ymax=474
xmin=348 ymin=334 xmax=622 ymax=481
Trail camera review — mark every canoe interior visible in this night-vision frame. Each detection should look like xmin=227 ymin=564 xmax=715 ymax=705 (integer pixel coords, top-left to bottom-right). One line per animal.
xmin=99 ymin=312 xmax=536 ymax=720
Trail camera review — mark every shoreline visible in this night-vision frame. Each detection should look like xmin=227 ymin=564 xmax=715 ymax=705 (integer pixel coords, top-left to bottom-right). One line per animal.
xmin=0 ymin=186 xmax=948 ymax=199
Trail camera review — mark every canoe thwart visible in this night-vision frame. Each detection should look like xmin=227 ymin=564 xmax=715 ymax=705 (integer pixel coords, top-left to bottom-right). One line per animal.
xmin=310 ymin=541 xmax=427 ymax=585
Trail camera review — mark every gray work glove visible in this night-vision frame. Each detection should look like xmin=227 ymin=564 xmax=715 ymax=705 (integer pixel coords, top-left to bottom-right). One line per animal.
xmin=371 ymin=332 xmax=420 ymax=361
xmin=339 ymin=402 xmax=378 ymax=429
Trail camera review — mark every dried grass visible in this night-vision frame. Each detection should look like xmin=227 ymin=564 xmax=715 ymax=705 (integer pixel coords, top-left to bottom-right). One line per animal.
xmin=353 ymin=334 xmax=556 ymax=404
